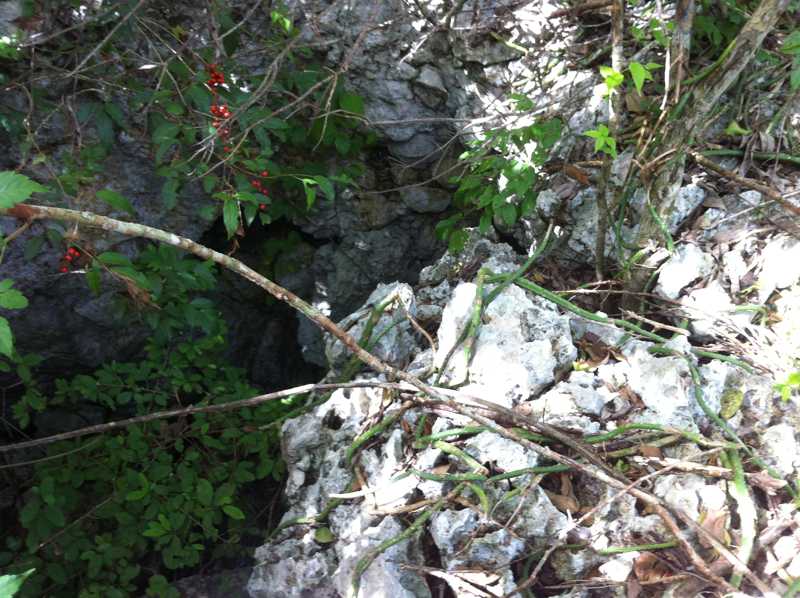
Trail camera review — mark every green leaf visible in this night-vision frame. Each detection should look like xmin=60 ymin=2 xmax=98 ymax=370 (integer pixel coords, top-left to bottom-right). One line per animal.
xmin=223 ymin=200 xmax=240 ymax=239
xmin=222 ymin=505 xmax=245 ymax=520
xmin=97 ymin=252 xmax=133 ymax=267
xmin=497 ymin=203 xmax=517 ymax=226
xmin=162 ymin=178 xmax=180 ymax=209
xmin=143 ymin=523 xmax=167 ymax=538
xmin=261 ymin=117 xmax=289 ymax=130
xmin=23 ymin=236 xmax=44 ymax=260
xmin=447 ymin=229 xmax=469 ymax=253
xmin=0 ymin=569 xmax=34 ymax=597
xmin=196 ymin=479 xmax=213 ymax=506
xmin=0 ymin=317 xmax=13 ymax=357
xmin=781 ymin=30 xmax=800 ymax=55
xmin=334 ymin=136 xmax=351 ymax=155
xmin=599 ymin=66 xmax=624 ymax=91
xmin=44 ymin=504 xmax=65 ymax=527
xmin=96 ymin=189 xmax=135 ymax=215
xmin=313 ymin=176 xmax=335 ymax=201
xmin=104 ymin=102 xmax=126 ymax=129
xmin=125 ymin=488 xmax=149 ymax=501
xmin=479 ymin=210 xmax=492 ymax=234
xmin=94 ymin=109 xmax=114 ymax=147
xmin=0 ymin=171 xmax=46 ymax=208
xmin=0 ymin=288 xmax=27 ymax=309
xmin=724 ymin=120 xmax=751 ymax=136
xmin=791 ymin=66 xmax=800 ymax=91
xmin=303 ymin=183 xmax=317 ymax=209
xmin=85 ymin=268 xmax=102 ymax=296
xmin=339 ymin=93 xmax=364 ymax=116
xmin=314 ymin=527 xmax=336 ymax=543
xmin=165 ymin=102 xmax=185 ymax=116
xmin=628 ymin=62 xmax=652 ymax=94
xmin=152 ymin=123 xmax=180 ymax=145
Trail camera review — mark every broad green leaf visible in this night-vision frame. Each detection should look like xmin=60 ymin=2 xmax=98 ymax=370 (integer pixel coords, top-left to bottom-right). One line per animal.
xmin=125 ymin=488 xmax=149 ymax=501
xmin=96 ymin=189 xmax=135 ymax=215
xmin=314 ymin=527 xmax=336 ymax=543
xmin=339 ymin=93 xmax=364 ymax=116
xmin=261 ymin=117 xmax=289 ymax=130
xmin=111 ymin=267 xmax=151 ymax=289
xmin=223 ymin=200 xmax=240 ymax=239
xmin=196 ymin=479 xmax=213 ymax=506
xmin=165 ymin=102 xmax=185 ymax=116
xmin=23 ymin=236 xmax=44 ymax=260
xmin=162 ymin=178 xmax=180 ymax=209
xmin=724 ymin=120 xmax=751 ymax=136
xmin=304 ymin=184 xmax=317 ymax=209
xmin=781 ymin=30 xmax=800 ymax=55
xmin=448 ymin=229 xmax=469 ymax=253
xmin=334 ymin=136 xmax=351 ymax=155
xmin=791 ymin=65 xmax=800 ymax=91
xmin=0 ymin=171 xmax=46 ymax=208
xmin=628 ymin=62 xmax=652 ymax=94
xmin=0 ymin=316 xmax=13 ymax=356
xmin=599 ymin=66 xmax=624 ymax=90
xmin=142 ymin=523 xmax=167 ymax=537
xmin=222 ymin=505 xmax=245 ymax=520
xmin=85 ymin=268 xmax=102 ymax=296
xmin=94 ymin=109 xmax=114 ymax=147
xmin=97 ymin=252 xmax=133 ymax=267
xmin=152 ymin=122 xmax=180 ymax=145
xmin=313 ymin=176 xmax=335 ymax=201
xmin=0 ymin=569 xmax=34 ymax=597
xmin=497 ymin=203 xmax=517 ymax=226
xmin=0 ymin=288 xmax=28 ymax=309
xmin=104 ymin=102 xmax=126 ymax=128
xmin=479 ymin=210 xmax=492 ymax=234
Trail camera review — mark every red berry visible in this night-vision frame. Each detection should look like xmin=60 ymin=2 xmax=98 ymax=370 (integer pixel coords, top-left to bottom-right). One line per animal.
xmin=260 ymin=170 xmax=268 ymax=177
xmin=223 ymin=146 xmax=231 ymax=152
xmin=259 ymin=203 xmax=266 ymax=210
xmin=65 ymin=254 xmax=73 ymax=261
xmin=60 ymin=266 xmax=69 ymax=273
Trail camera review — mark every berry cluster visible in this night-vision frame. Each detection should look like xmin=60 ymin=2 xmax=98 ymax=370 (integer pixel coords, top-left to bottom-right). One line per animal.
xmin=206 ymin=64 xmax=225 ymax=88
xmin=59 ymin=246 xmax=81 ymax=273
xmin=206 ymin=63 xmax=234 ymax=152
xmin=210 ymin=103 xmax=232 ymax=151
xmin=252 ymin=170 xmax=269 ymax=210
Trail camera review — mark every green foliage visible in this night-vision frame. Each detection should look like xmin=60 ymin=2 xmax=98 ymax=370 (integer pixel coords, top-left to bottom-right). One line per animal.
xmin=0 ymin=279 xmax=28 ymax=357
xmin=780 ymin=30 xmax=800 ymax=91
xmin=0 ymin=171 xmax=46 ymax=208
xmin=630 ymin=19 xmax=672 ymax=48
xmin=438 ymin=99 xmax=562 ymax=253
xmin=693 ymin=0 xmax=746 ymax=51
xmin=775 ymin=371 xmax=800 ymax=402
xmin=599 ymin=66 xmax=624 ymax=97
xmin=0 ymin=569 xmax=34 ymax=597
xmin=585 ymin=124 xmax=618 ymax=158
xmin=628 ymin=62 xmax=660 ymax=94
xmin=1 ymin=247 xmax=293 ymax=596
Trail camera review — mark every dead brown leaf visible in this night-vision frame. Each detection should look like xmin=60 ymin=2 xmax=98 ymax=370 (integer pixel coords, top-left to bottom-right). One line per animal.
xmin=564 ymin=164 xmax=591 ymax=186
xmin=638 ymin=445 xmax=663 ymax=458
xmin=698 ymin=508 xmax=730 ymax=549
xmin=749 ymin=470 xmax=787 ymax=495
xmin=633 ymin=552 xmax=672 ymax=583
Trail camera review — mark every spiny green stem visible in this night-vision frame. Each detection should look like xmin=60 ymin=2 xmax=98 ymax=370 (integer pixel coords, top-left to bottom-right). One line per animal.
xmin=724 ymin=449 xmax=756 ymax=588
xmin=597 ymin=540 xmax=678 ymax=555
xmin=351 ymin=483 xmax=465 ymax=593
